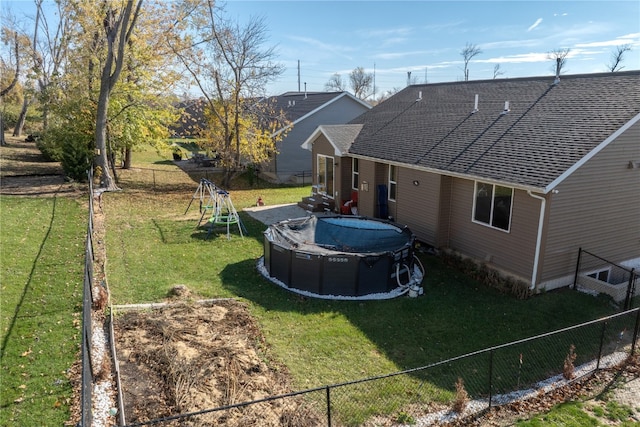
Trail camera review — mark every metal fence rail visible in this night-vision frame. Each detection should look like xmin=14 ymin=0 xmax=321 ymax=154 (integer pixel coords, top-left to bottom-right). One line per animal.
xmin=80 ymin=169 xmax=95 ymax=426
xmin=120 ymin=307 xmax=639 ymax=426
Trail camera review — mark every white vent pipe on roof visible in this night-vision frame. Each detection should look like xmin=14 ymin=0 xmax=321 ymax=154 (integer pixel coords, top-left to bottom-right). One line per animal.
xmin=501 ymin=101 xmax=510 ymax=115
xmin=472 ymin=94 xmax=479 ymax=113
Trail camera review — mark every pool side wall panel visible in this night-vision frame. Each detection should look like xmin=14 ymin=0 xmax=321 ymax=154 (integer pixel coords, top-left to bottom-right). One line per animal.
xmin=321 ymin=255 xmax=360 ymax=296
xmin=291 ymin=251 xmax=322 ymax=293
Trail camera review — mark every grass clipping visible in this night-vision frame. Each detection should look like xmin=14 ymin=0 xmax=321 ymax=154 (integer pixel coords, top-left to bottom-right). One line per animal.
xmin=114 ymin=299 xmax=321 ymax=426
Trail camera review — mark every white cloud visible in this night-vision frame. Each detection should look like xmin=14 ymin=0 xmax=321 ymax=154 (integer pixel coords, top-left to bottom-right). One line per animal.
xmin=527 ymin=18 xmax=543 ymax=32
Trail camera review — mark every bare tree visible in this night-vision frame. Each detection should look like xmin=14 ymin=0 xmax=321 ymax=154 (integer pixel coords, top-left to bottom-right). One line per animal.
xmin=349 ymin=66 xmax=373 ymax=99
xmin=172 ymin=0 xmax=284 ymax=188
xmin=493 ymin=64 xmax=505 ymax=79
xmin=19 ymin=0 xmax=72 ymax=134
xmin=607 ymin=44 xmax=632 ymax=72
xmin=460 ymin=42 xmax=482 ymax=81
xmin=324 ymin=73 xmax=345 ymax=92
xmin=547 ymin=48 xmax=571 ymax=76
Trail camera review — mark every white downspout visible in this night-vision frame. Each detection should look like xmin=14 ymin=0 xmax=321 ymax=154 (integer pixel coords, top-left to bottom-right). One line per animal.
xmin=527 ymin=190 xmax=546 ymax=290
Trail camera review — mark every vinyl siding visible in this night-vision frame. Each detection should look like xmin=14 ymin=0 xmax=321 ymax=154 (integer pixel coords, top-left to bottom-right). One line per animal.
xmin=272 ymin=96 xmax=369 ymax=180
xmin=540 ymin=121 xmax=640 ymax=286
xmin=357 ymin=159 xmax=377 ymax=217
xmin=447 ymin=178 xmax=540 ymax=281
xmin=394 ymin=169 xmax=442 ymax=245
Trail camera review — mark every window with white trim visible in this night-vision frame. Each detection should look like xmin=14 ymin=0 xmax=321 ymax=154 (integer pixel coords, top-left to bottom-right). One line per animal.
xmin=473 ymin=182 xmax=513 ymax=231
xmin=388 ymin=165 xmax=397 ymax=201
xmin=351 ymin=158 xmax=359 ymax=190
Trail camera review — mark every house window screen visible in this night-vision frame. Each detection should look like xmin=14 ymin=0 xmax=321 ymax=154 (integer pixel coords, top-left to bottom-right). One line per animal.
xmin=351 ymin=158 xmax=359 ymax=190
xmin=473 ymin=182 xmax=513 ymax=231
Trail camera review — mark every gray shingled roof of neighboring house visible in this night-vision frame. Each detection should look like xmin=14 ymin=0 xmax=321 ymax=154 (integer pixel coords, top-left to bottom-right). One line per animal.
xmin=262 ymin=92 xmax=364 ymax=123
xmin=347 ymin=71 xmax=640 ymax=191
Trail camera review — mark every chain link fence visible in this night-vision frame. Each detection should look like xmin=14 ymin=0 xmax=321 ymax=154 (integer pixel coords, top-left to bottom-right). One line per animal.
xmin=80 ymin=169 xmax=639 ymax=426
xmin=80 ymin=169 xmax=95 ymax=426
xmin=118 ymin=308 xmax=639 ymax=426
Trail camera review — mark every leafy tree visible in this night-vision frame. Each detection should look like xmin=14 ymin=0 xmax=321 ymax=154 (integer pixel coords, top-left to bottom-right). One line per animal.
xmin=56 ymin=0 xmax=179 ymax=187
xmin=93 ymin=0 xmax=144 ymax=190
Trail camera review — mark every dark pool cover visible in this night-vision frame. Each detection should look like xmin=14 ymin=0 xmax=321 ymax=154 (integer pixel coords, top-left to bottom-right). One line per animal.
xmin=266 ymin=215 xmax=413 ymax=254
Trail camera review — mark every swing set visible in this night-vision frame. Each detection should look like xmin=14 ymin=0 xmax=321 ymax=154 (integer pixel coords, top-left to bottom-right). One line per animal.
xmin=185 ymin=178 xmax=246 ymax=239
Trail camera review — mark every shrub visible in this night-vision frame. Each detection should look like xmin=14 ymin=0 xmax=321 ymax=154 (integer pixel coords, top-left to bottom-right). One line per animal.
xmin=452 ymin=377 xmax=469 ymax=413
xmin=60 ymin=137 xmax=91 ymax=182
xmin=37 ymin=125 xmax=92 ymax=181
xmin=563 ymin=344 xmax=577 ymax=380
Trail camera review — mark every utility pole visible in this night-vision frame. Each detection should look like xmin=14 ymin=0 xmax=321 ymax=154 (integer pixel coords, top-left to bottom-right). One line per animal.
xmin=298 ymin=60 xmax=301 ymax=92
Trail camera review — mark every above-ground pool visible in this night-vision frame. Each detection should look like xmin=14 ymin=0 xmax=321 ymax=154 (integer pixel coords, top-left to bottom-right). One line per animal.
xmin=261 ymin=215 xmax=424 ymax=299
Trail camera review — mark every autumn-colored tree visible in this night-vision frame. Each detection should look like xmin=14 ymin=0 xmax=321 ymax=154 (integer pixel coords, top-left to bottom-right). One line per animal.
xmin=173 ymin=0 xmax=285 ymax=188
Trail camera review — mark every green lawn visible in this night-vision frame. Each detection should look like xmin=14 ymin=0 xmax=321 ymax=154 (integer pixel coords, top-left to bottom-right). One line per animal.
xmin=100 ymin=146 xmax=621 ymax=423
xmin=0 ymin=195 xmax=86 ymax=426
xmin=0 ymin=142 xmax=624 ymax=425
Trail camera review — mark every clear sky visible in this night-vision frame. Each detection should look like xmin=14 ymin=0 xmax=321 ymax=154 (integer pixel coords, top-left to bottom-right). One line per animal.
xmin=4 ymin=0 xmax=639 ymax=98
xmin=223 ymin=0 xmax=640 ymax=96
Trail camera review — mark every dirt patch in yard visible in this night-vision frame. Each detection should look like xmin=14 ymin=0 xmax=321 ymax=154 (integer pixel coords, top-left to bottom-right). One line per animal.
xmin=0 ymin=136 xmax=84 ymax=197
xmin=113 ymin=298 xmax=323 ymax=426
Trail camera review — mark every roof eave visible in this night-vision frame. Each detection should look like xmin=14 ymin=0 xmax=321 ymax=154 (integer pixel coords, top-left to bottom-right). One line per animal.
xmin=348 ymin=153 xmax=547 ymax=193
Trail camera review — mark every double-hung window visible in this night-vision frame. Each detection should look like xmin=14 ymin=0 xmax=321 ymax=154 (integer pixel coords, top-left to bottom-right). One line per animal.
xmin=473 ymin=182 xmax=513 ymax=231
xmin=388 ymin=165 xmax=397 ymax=201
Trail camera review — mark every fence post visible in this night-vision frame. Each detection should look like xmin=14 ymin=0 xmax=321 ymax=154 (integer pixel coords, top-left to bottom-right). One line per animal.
xmin=632 ymin=308 xmax=640 ymax=357
xmin=596 ymin=321 xmax=607 ymax=370
xmin=488 ymin=349 xmax=494 ymax=409
xmin=624 ymin=268 xmax=635 ymax=311
xmin=326 ymin=386 xmax=332 ymax=427
xmin=573 ymin=247 xmax=582 ymax=289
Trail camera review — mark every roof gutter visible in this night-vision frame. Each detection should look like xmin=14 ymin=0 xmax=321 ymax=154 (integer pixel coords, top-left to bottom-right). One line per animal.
xmin=527 ymin=190 xmax=547 ymax=290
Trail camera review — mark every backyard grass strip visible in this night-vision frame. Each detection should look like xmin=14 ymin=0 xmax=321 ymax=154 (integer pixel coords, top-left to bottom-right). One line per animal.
xmin=0 ymin=195 xmax=86 ymax=427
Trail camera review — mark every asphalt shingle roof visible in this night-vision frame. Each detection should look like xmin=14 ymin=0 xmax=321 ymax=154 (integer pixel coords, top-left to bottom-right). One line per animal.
xmin=317 ymin=124 xmax=364 ymax=155
xmin=348 ymin=71 xmax=640 ymax=190
xmin=262 ymin=92 xmax=349 ymax=122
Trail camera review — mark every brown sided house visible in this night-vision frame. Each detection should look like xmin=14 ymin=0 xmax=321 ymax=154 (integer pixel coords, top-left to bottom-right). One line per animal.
xmin=301 ymin=71 xmax=640 ymax=293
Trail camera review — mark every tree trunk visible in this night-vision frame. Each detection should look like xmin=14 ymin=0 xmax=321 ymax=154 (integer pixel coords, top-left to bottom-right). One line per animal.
xmin=95 ymin=79 xmax=119 ymax=190
xmin=123 ymin=148 xmax=132 ymax=169
xmin=13 ymin=97 xmax=30 ymax=137
xmin=0 ymin=114 xmax=6 ymax=146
